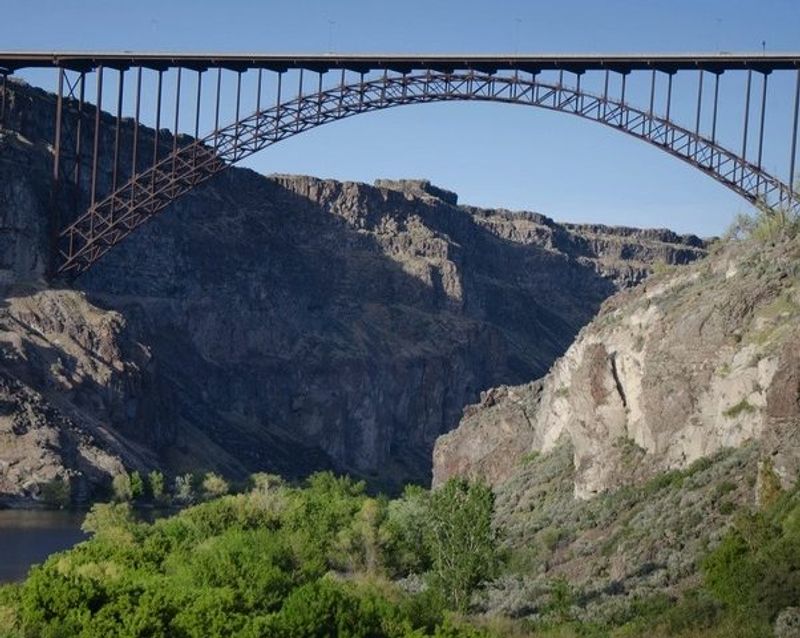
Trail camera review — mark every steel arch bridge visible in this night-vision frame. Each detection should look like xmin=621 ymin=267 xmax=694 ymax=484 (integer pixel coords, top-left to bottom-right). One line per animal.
xmin=1 ymin=53 xmax=799 ymax=276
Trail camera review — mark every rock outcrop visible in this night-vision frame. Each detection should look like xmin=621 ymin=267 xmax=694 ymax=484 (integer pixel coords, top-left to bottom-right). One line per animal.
xmin=0 ymin=77 xmax=707 ymax=502
xmin=434 ymin=234 xmax=800 ymax=498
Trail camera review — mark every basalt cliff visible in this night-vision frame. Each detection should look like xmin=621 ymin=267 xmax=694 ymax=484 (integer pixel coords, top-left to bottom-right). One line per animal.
xmin=433 ymin=234 xmax=800 ymax=497
xmin=0 ymin=77 xmax=706 ymax=503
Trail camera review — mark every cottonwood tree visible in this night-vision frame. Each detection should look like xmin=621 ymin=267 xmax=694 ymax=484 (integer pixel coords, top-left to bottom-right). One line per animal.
xmin=426 ymin=478 xmax=501 ymax=612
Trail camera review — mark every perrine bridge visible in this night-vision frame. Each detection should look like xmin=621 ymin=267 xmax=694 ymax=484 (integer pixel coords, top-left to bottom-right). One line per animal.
xmin=1 ymin=52 xmax=799 ymax=277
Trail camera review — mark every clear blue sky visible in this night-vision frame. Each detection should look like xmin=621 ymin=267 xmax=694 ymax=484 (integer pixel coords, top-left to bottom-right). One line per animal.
xmin=4 ymin=0 xmax=800 ymax=236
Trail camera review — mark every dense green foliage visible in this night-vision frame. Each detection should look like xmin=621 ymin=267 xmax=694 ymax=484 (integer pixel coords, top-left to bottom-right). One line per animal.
xmin=5 ymin=465 xmax=800 ymax=637
xmin=0 ymin=474 xmax=501 ymax=638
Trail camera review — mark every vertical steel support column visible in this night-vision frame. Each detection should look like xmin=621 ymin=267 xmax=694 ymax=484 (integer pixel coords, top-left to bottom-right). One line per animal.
xmin=233 ymin=71 xmax=242 ymax=156
xmin=90 ymin=65 xmax=104 ymax=207
xmin=193 ymin=70 xmax=202 ymax=167
xmin=255 ymin=69 xmax=262 ymax=140
xmin=194 ymin=71 xmax=202 ymax=138
xmin=694 ymin=71 xmax=704 ymax=159
xmin=575 ymin=72 xmax=581 ymax=112
xmin=147 ymin=70 xmax=162 ymax=200
xmin=112 ymin=69 xmax=124 ymax=196
xmin=151 ymin=69 xmax=163 ymax=194
xmin=790 ymin=69 xmax=800 ymax=194
xmin=53 ymin=69 xmax=64 ymax=182
xmin=317 ymin=71 xmax=323 ymax=121
xmin=213 ymin=67 xmax=221 ymax=147
xmin=648 ymin=70 xmax=656 ymax=136
xmin=711 ymin=73 xmax=720 ymax=144
xmin=275 ymin=71 xmax=283 ymax=131
xmin=172 ymin=67 xmax=182 ymax=184
xmin=757 ymin=72 xmax=768 ymax=172
xmin=74 ymin=72 xmax=85 ymax=187
xmin=109 ymin=68 xmax=124 ymax=223
xmin=296 ymin=69 xmax=304 ymax=130
xmin=338 ymin=69 xmax=346 ymax=117
xmin=50 ymin=67 xmax=65 ymax=280
xmin=131 ymin=67 xmax=141 ymax=203
xmin=741 ymin=70 xmax=752 ymax=175
xmin=602 ymin=70 xmax=609 ymax=119
xmin=665 ymin=73 xmax=673 ymax=145
xmin=620 ymin=73 xmax=627 ymax=126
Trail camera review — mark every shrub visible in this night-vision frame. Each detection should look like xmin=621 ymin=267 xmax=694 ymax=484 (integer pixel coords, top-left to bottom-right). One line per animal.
xmin=336 ymin=497 xmax=389 ymax=574
xmin=39 ymin=477 xmax=71 ymax=508
xmin=111 ymin=471 xmax=132 ymax=502
xmin=174 ymin=473 xmax=195 ymax=504
xmin=80 ymin=502 xmax=137 ymax=545
xmin=725 ymin=195 xmax=800 ymax=244
xmin=703 ymin=500 xmax=800 ymax=622
xmin=201 ymin=472 xmax=230 ymax=499
xmin=722 ymin=398 xmax=756 ymax=419
xmin=249 ymin=472 xmax=285 ymax=493
xmin=756 ymin=459 xmax=783 ymax=509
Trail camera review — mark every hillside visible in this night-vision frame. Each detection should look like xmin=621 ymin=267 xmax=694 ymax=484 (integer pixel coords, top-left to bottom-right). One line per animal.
xmin=433 ymin=225 xmax=800 ymax=623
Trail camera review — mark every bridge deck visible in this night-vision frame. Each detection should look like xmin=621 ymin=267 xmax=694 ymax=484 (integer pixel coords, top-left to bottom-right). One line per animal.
xmin=1 ymin=52 xmax=799 ymax=73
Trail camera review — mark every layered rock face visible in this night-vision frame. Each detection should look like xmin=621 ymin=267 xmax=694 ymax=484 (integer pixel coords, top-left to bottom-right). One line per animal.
xmin=0 ymin=78 xmax=707 ymax=501
xmin=77 ymin=172 xmax=704 ymax=489
xmin=434 ymin=235 xmax=800 ymax=498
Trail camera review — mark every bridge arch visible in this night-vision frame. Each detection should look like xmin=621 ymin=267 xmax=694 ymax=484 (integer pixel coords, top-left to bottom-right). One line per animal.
xmin=58 ymin=70 xmax=799 ymax=275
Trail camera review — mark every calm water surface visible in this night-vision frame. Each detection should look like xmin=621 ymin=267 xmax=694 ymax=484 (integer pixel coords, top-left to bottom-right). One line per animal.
xmin=0 ymin=510 xmax=87 ymax=583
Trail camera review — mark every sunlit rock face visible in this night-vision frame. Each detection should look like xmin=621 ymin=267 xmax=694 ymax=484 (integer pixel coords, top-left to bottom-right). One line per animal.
xmin=434 ymin=237 xmax=800 ymax=499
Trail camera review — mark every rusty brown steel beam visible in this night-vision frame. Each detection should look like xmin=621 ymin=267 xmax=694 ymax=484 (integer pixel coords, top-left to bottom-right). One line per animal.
xmin=2 ymin=52 xmax=799 ymax=74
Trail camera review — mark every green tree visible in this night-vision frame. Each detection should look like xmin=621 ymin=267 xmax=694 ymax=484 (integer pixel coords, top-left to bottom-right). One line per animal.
xmin=39 ymin=477 xmax=71 ymax=509
xmin=283 ymin=472 xmax=366 ymax=575
xmin=129 ymin=471 xmax=145 ymax=501
xmin=382 ymin=484 xmax=431 ymax=575
xmin=148 ymin=470 xmax=166 ymax=503
xmin=112 ymin=472 xmax=133 ymax=502
xmin=201 ymin=472 xmax=230 ymax=499
xmin=81 ymin=502 xmax=137 ymax=545
xmin=425 ymin=479 xmax=501 ymax=612
xmin=336 ymin=497 xmax=389 ymax=574
xmin=174 ymin=473 xmax=195 ymax=504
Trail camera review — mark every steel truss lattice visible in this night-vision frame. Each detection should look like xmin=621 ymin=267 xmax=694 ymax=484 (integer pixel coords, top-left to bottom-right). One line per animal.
xmin=46 ymin=70 xmax=800 ymax=275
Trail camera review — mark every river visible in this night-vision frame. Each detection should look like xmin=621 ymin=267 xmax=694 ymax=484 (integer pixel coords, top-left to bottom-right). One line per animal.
xmin=0 ymin=510 xmax=87 ymax=583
